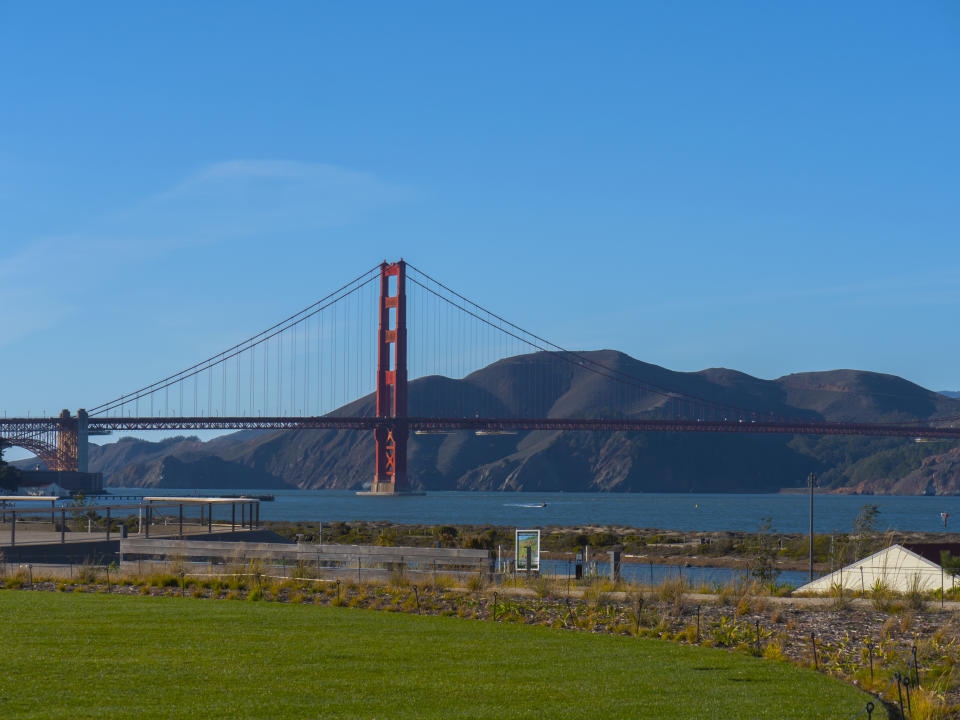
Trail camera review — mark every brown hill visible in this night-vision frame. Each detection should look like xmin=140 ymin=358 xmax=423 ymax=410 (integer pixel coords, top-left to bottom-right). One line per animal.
xmin=73 ymin=350 xmax=960 ymax=493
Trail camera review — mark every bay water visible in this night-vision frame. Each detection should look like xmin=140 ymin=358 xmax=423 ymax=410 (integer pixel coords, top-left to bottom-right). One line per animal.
xmin=110 ymin=488 xmax=959 ymax=534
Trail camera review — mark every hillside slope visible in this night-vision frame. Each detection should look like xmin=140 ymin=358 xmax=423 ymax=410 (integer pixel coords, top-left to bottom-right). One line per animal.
xmin=68 ymin=350 xmax=960 ymax=494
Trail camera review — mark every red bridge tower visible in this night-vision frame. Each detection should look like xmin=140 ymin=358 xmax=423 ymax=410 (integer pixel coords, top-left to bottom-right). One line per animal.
xmin=362 ymin=260 xmax=413 ymax=495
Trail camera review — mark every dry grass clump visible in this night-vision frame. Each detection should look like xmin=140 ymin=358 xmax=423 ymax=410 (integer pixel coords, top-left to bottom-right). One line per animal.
xmin=716 ymin=578 xmax=766 ymax=611
xmin=526 ymin=574 xmax=556 ymax=600
xmin=904 ymin=574 xmax=928 ymax=611
xmin=388 ymin=569 xmax=411 ymax=589
xmin=880 ymin=616 xmax=898 ymax=638
xmin=467 ymin=574 xmax=485 ymax=591
xmin=652 ymin=576 xmax=683 ymax=606
xmin=578 ymin=578 xmax=617 ymax=608
xmin=869 ymin=579 xmax=902 ymax=613
xmin=430 ymin=574 xmax=455 ymax=591
xmin=910 ymin=684 xmax=953 ymax=720
xmin=828 ymin=582 xmax=852 ymax=611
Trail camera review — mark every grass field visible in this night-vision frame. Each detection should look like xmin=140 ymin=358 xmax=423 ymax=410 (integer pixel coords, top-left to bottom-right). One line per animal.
xmin=0 ymin=590 xmax=885 ymax=719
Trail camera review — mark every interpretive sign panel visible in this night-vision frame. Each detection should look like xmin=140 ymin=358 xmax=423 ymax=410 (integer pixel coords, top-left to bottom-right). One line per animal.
xmin=515 ymin=529 xmax=540 ymax=572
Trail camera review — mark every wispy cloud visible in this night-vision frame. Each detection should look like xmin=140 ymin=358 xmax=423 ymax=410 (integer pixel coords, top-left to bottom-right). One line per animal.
xmin=0 ymin=160 xmax=415 ymax=345
xmin=141 ymin=159 xmax=414 ymax=236
xmin=102 ymin=159 xmax=415 ymax=255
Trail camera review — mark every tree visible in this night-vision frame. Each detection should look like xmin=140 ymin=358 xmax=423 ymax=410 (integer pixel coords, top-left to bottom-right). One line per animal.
xmin=854 ymin=504 xmax=881 ymax=535
xmin=0 ymin=444 xmax=21 ymax=492
xmin=940 ymin=550 xmax=960 ymax=578
xmin=853 ymin=504 xmax=882 ymax=558
xmin=750 ymin=517 xmax=781 ymax=585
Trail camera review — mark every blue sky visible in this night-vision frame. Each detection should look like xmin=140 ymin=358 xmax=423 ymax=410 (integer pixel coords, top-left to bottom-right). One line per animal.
xmin=2 ymin=2 xmax=959 ymax=443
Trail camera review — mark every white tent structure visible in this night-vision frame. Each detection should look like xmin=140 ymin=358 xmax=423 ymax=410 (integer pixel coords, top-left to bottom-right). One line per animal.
xmin=794 ymin=544 xmax=956 ymax=595
xmin=17 ymin=481 xmax=68 ymax=496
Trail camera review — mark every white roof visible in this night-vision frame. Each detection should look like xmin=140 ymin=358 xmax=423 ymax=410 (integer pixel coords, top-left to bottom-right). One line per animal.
xmin=795 ymin=544 xmax=953 ymax=594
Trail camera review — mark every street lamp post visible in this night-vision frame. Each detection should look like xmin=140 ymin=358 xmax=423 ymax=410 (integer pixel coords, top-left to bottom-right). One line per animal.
xmin=809 ymin=472 xmax=817 ymax=582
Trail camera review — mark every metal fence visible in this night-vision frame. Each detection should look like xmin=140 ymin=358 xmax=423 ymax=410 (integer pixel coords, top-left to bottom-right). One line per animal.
xmin=119 ymin=538 xmax=494 ymax=583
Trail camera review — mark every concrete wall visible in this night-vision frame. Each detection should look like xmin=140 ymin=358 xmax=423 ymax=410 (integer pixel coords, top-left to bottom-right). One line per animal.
xmin=0 ymin=529 xmax=289 ymax=566
xmin=19 ymin=470 xmax=103 ymax=494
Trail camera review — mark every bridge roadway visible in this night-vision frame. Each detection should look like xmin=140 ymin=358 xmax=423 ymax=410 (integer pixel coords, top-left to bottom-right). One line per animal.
xmin=2 ymin=415 xmax=960 ymax=439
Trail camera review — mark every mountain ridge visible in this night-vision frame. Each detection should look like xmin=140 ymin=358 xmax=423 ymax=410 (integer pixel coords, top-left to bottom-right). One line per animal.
xmin=19 ymin=351 xmax=960 ymax=494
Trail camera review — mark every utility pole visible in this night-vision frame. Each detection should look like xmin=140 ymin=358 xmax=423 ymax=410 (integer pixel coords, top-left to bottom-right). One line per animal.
xmin=809 ymin=472 xmax=817 ymax=582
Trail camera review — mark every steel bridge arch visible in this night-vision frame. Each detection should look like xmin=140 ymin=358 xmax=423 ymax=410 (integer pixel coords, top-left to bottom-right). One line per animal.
xmin=0 ymin=435 xmax=60 ymax=471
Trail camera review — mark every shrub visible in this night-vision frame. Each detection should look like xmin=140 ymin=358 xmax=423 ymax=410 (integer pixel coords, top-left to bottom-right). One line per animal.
xmin=870 ymin=579 xmax=897 ymax=612
xmin=589 ymin=532 xmax=619 ymax=548
xmin=77 ymin=562 xmax=99 ymax=585
xmin=709 ymin=615 xmax=752 ymax=647
xmin=763 ymin=640 xmax=786 ymax=662
xmin=676 ymin=624 xmax=698 ymax=643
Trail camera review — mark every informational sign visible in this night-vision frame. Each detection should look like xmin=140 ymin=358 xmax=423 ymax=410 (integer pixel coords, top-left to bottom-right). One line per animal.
xmin=515 ymin=529 xmax=541 ymax=572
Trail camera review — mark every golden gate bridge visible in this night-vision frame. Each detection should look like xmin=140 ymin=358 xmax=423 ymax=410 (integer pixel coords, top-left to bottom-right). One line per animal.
xmin=3 ymin=260 xmax=959 ymax=494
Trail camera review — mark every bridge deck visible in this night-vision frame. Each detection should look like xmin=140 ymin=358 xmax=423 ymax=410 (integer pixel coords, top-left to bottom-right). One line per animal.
xmin=4 ymin=415 xmax=958 ymax=438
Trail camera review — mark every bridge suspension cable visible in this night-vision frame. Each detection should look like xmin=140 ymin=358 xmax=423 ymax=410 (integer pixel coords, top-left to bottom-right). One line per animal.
xmin=406 ymin=263 xmax=762 ymax=421
xmin=88 ymin=264 xmax=382 ymax=418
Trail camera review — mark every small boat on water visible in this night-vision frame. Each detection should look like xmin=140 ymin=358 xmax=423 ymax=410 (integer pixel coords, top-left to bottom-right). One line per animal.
xmin=505 ymin=501 xmax=547 ymax=508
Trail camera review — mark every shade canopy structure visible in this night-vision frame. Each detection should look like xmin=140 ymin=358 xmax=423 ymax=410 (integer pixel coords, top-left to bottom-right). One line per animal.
xmin=0 ymin=497 xmax=61 ymax=503
xmin=795 ymin=544 xmax=956 ymax=594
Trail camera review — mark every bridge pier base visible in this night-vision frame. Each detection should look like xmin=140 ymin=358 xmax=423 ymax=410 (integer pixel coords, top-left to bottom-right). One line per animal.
xmin=358 ymin=480 xmax=425 ymax=497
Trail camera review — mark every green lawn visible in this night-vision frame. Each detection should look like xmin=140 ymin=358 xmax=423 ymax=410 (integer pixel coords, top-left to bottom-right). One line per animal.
xmin=0 ymin=591 xmax=884 ymax=719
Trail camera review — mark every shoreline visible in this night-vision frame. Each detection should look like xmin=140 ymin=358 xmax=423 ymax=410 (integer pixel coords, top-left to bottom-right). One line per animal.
xmin=262 ymin=520 xmax=960 ymax=574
